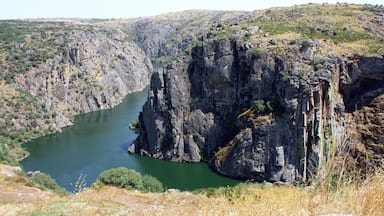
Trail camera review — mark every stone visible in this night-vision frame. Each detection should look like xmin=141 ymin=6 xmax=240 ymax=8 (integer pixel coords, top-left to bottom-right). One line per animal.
xmin=247 ymin=26 xmax=260 ymax=34
xmin=14 ymin=27 xmax=153 ymax=132
xmin=133 ymin=37 xmax=384 ymax=184
xmin=269 ymin=39 xmax=278 ymax=45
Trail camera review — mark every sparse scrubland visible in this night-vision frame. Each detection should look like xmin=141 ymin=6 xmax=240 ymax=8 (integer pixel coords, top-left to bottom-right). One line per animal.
xmin=0 ymin=164 xmax=383 ymax=215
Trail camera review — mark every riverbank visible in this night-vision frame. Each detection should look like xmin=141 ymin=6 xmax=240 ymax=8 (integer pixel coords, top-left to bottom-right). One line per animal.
xmin=1 ymin=163 xmax=383 ymax=215
xmin=21 ymin=88 xmax=240 ymax=191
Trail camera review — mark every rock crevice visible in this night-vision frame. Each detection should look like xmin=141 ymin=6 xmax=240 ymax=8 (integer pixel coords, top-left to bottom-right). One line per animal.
xmin=132 ymin=38 xmax=384 ymax=183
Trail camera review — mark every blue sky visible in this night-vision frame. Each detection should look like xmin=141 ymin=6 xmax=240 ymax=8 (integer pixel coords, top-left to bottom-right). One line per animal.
xmin=0 ymin=0 xmax=382 ymax=19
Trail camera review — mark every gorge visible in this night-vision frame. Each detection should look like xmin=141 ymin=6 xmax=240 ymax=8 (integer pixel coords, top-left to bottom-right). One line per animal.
xmin=131 ymin=38 xmax=384 ymax=183
xmin=0 ymin=3 xmax=383 ymax=188
xmin=21 ymin=88 xmax=240 ymax=191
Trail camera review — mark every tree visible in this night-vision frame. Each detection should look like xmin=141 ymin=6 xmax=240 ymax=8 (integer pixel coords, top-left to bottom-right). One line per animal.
xmin=98 ymin=167 xmax=164 ymax=192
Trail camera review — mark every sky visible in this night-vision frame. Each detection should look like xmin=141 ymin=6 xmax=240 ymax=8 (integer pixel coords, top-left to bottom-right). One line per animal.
xmin=0 ymin=0 xmax=382 ymax=20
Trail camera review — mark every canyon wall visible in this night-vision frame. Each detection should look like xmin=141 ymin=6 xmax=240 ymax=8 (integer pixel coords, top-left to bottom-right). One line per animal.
xmin=132 ymin=38 xmax=384 ymax=183
xmin=0 ymin=22 xmax=153 ymax=162
xmin=1 ymin=22 xmax=153 ymax=138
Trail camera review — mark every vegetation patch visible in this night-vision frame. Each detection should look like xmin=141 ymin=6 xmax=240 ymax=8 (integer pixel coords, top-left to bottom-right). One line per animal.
xmin=27 ymin=172 xmax=68 ymax=196
xmin=97 ymin=167 xmax=164 ymax=193
xmin=129 ymin=120 xmax=140 ymax=134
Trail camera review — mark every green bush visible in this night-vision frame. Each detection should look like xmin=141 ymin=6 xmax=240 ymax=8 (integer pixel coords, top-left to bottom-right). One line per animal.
xmin=98 ymin=167 xmax=164 ymax=193
xmin=300 ymin=40 xmax=313 ymax=52
xmin=99 ymin=167 xmax=142 ymax=190
xmin=142 ymin=175 xmax=164 ymax=192
xmin=280 ymin=71 xmax=291 ymax=82
xmin=248 ymin=48 xmax=263 ymax=60
xmin=29 ymin=172 xmax=68 ymax=195
xmin=252 ymin=99 xmax=277 ymax=115
xmin=252 ymin=99 xmax=267 ymax=114
xmin=129 ymin=120 xmax=140 ymax=134
xmin=0 ymin=142 xmax=16 ymax=165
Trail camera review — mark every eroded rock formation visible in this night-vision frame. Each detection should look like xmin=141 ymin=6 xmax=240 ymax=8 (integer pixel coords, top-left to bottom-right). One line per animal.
xmin=31 ymin=30 xmax=150 ymax=111
xmin=132 ymin=38 xmax=384 ymax=183
xmin=14 ymin=28 xmax=153 ymax=131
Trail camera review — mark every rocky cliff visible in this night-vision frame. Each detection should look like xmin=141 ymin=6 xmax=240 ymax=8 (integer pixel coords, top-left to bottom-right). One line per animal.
xmin=130 ymin=3 xmax=384 ymax=183
xmin=130 ymin=10 xmax=249 ymax=67
xmin=1 ymin=3 xmax=384 ymax=179
xmin=131 ymin=36 xmax=384 ymax=183
xmin=19 ymin=26 xmax=152 ymax=115
xmin=0 ymin=21 xmax=152 ymax=162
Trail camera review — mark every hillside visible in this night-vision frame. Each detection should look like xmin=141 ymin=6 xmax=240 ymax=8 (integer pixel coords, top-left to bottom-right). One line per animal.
xmin=1 ymin=3 xmax=384 ymax=166
xmin=0 ymin=3 xmax=383 ymax=215
xmin=1 ymin=164 xmax=383 ymax=215
xmin=0 ymin=9 xmax=251 ymax=165
xmin=0 ymin=20 xmax=152 ymax=163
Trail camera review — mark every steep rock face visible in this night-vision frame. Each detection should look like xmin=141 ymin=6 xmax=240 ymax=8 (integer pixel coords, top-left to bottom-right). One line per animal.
xmin=0 ymin=21 xmax=153 ymax=162
xmin=0 ymin=22 xmax=154 ymax=161
xmin=132 ymin=38 xmax=384 ymax=183
xmin=339 ymin=57 xmax=384 ymax=174
xmin=15 ymin=28 xmax=152 ymax=126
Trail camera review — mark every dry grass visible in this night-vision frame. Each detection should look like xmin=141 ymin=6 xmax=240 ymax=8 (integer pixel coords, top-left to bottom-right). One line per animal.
xmin=1 ymin=3 xmax=384 ymax=215
xmin=1 ymin=164 xmax=383 ymax=215
xmin=40 ymin=175 xmax=384 ymax=215
xmin=323 ymin=40 xmax=372 ymax=56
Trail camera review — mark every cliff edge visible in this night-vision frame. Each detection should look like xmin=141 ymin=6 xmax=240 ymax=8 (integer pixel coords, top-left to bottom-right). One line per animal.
xmin=132 ymin=37 xmax=384 ymax=183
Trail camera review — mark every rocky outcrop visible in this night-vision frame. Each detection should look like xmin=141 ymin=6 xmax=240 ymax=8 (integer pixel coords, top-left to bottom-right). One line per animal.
xmin=1 ymin=4 xmax=383 ymax=175
xmin=30 ymin=28 xmax=150 ymax=111
xmin=13 ymin=26 xmax=152 ymax=131
xmin=0 ymin=22 xmax=153 ymax=159
xmin=339 ymin=57 xmax=384 ymax=174
xmin=132 ymin=38 xmax=384 ymax=183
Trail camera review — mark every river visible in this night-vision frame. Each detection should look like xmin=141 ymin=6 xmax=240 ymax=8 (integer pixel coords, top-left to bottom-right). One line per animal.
xmin=21 ymin=88 xmax=241 ymax=192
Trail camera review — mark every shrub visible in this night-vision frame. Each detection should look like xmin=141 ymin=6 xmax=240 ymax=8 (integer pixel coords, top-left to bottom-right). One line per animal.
xmin=142 ymin=175 xmax=164 ymax=192
xmin=248 ymin=48 xmax=263 ymax=60
xmin=99 ymin=167 xmax=143 ymax=190
xmin=30 ymin=172 xmax=57 ymax=190
xmin=129 ymin=120 xmax=140 ymax=134
xmin=252 ymin=100 xmax=266 ymax=114
xmin=0 ymin=142 xmax=16 ymax=165
xmin=252 ymin=99 xmax=278 ymax=115
xmin=29 ymin=172 xmax=68 ymax=195
xmin=280 ymin=71 xmax=291 ymax=82
xmin=300 ymin=40 xmax=313 ymax=52
xmin=0 ymin=142 xmax=9 ymax=157
xmin=98 ymin=167 xmax=164 ymax=193
xmin=224 ymin=185 xmax=241 ymax=202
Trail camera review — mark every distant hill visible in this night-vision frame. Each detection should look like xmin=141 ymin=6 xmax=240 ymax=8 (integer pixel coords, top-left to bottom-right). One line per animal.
xmin=0 ymin=2 xmax=383 ymax=185
xmin=1 ymin=3 xmax=384 ymax=215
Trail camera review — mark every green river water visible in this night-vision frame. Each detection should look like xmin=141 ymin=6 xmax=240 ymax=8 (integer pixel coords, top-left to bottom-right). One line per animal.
xmin=21 ymin=88 xmax=241 ymax=191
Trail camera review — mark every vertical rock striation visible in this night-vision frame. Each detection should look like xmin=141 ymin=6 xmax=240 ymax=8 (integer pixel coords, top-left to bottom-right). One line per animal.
xmin=15 ymin=28 xmax=153 ymax=128
xmin=132 ymin=38 xmax=384 ymax=183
